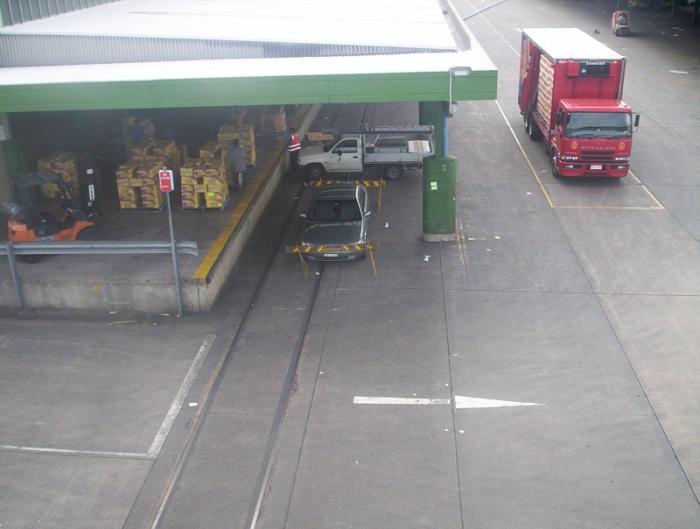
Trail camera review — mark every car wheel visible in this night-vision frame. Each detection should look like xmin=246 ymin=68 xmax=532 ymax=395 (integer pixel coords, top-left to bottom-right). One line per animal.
xmin=307 ymin=164 xmax=325 ymax=181
xmin=386 ymin=165 xmax=403 ymax=180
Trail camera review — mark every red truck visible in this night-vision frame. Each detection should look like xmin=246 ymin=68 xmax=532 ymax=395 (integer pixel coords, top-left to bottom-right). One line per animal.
xmin=518 ymin=28 xmax=639 ymax=178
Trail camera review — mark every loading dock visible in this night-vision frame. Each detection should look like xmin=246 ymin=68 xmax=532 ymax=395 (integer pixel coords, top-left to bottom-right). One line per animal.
xmin=0 ymin=0 xmax=497 ymax=312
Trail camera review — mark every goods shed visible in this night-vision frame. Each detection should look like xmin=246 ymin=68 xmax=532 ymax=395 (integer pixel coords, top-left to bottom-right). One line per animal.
xmin=0 ymin=0 xmax=497 ymax=312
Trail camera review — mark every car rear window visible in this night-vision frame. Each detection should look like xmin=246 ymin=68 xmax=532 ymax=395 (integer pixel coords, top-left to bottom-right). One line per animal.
xmin=309 ymin=199 xmax=361 ymax=222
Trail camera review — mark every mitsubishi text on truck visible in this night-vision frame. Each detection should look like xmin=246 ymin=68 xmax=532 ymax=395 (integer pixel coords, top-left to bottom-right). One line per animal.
xmin=518 ymin=28 xmax=639 ymax=178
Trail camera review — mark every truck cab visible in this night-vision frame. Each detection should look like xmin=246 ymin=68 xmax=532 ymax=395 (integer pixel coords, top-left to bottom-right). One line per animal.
xmin=298 ymin=135 xmax=363 ymax=177
xmin=551 ymin=99 xmax=638 ymax=178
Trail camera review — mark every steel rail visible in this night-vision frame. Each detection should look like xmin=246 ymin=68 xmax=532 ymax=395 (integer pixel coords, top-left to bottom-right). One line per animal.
xmin=0 ymin=240 xmax=198 ymax=256
xmin=144 ymin=181 xmax=321 ymax=529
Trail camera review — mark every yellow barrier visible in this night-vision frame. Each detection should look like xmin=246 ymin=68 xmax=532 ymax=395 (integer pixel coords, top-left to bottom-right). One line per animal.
xmin=285 ymin=242 xmax=377 ymax=277
xmin=310 ymin=178 xmax=385 ymax=209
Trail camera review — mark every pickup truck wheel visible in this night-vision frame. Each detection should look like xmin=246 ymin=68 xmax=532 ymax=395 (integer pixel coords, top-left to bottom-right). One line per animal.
xmin=307 ymin=164 xmax=325 ymax=181
xmin=386 ymin=165 xmax=403 ymax=180
xmin=526 ymin=115 xmax=542 ymax=141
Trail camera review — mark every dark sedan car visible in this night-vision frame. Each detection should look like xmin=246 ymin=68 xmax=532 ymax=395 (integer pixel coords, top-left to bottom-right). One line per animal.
xmin=299 ymin=183 xmax=370 ymax=261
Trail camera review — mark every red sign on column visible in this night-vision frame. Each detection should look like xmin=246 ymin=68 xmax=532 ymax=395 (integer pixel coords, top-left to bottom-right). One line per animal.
xmin=159 ymin=169 xmax=174 ymax=193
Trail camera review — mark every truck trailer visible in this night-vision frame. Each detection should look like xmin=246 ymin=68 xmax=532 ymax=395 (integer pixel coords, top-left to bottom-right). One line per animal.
xmin=518 ymin=28 xmax=639 ymax=178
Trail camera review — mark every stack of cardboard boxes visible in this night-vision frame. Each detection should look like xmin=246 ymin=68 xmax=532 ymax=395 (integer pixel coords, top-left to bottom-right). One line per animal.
xmin=180 ymin=159 xmax=229 ymax=210
xmin=116 ymin=160 xmax=163 ymax=210
xmin=115 ymin=139 xmax=180 ymax=210
xmin=217 ymin=124 xmax=256 ymax=167
xmin=255 ymin=106 xmax=287 ymax=133
xmin=37 ymin=151 xmax=80 ymax=200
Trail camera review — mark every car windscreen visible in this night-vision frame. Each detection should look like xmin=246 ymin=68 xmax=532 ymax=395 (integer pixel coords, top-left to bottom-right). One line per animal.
xmin=309 ymin=199 xmax=361 ymax=222
xmin=565 ymin=112 xmax=632 ymax=138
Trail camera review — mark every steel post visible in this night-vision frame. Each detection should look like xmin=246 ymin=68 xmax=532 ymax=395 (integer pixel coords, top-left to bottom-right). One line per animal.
xmin=166 ymin=192 xmax=183 ymax=317
xmin=6 ymin=242 xmax=24 ymax=310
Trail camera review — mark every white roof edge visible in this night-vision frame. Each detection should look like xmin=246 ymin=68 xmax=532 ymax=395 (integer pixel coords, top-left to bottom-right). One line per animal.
xmin=0 ymin=51 xmax=496 ymax=87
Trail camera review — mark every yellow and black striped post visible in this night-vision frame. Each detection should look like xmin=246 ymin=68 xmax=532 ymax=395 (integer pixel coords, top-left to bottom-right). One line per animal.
xmin=310 ymin=178 xmax=385 ymax=209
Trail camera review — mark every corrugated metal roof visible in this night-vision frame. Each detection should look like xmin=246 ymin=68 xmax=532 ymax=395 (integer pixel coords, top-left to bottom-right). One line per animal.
xmin=1 ymin=0 xmax=461 ymax=67
xmin=0 ymin=0 xmax=498 ymax=112
xmin=0 ymin=0 xmax=119 ymax=26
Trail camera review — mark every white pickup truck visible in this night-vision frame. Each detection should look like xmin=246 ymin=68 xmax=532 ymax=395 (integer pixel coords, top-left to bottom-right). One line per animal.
xmin=298 ymin=126 xmax=434 ymax=180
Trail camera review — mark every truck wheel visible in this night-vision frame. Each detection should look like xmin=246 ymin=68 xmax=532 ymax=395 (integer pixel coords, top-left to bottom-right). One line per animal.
xmin=526 ymin=115 xmax=542 ymax=141
xmin=386 ymin=165 xmax=403 ymax=180
xmin=307 ymin=164 xmax=325 ymax=181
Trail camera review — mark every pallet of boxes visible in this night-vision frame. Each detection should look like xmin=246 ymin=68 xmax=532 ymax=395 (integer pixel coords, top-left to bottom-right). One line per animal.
xmin=217 ymin=123 xmax=256 ymax=170
xmin=116 ymin=139 xmax=180 ymax=211
xmin=180 ymin=143 xmax=229 ymax=210
xmin=37 ymin=151 xmax=80 ymax=201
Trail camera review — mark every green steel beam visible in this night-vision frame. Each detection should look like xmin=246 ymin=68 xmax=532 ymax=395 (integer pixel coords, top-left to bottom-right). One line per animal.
xmin=0 ymin=71 xmax=496 ymax=113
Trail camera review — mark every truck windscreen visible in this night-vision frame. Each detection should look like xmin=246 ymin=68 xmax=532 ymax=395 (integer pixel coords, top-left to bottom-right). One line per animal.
xmin=565 ymin=112 xmax=632 ymax=138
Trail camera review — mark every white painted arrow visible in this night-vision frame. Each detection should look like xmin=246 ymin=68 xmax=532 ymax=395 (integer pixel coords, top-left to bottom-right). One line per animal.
xmin=454 ymin=396 xmax=542 ymax=409
xmin=353 ymin=396 xmax=450 ymax=406
xmin=353 ymin=396 xmax=543 ymax=409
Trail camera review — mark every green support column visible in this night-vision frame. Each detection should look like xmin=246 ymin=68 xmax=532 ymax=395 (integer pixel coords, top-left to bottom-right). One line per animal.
xmin=419 ymin=101 xmax=446 ymax=157
xmin=423 ymin=156 xmax=458 ymax=241
xmin=420 ymin=101 xmax=457 ymax=241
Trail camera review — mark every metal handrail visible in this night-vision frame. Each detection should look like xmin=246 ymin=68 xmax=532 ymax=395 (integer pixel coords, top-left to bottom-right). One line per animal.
xmin=1 ymin=240 xmax=199 ymax=312
xmin=0 ymin=240 xmax=199 ymax=256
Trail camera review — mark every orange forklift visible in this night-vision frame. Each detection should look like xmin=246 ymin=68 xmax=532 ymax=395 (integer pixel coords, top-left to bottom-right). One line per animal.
xmin=5 ymin=171 xmax=97 ymax=260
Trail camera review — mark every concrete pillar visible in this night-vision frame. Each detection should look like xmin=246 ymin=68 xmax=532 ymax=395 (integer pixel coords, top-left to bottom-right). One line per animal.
xmin=419 ymin=101 xmax=457 ymax=241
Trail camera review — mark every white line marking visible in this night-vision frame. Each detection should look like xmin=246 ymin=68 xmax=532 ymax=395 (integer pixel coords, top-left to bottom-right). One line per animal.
xmin=0 ymin=445 xmax=153 ymax=460
xmin=629 ymin=170 xmax=665 ymax=209
xmin=454 ymin=396 xmax=542 ymax=409
xmin=147 ymin=334 xmax=216 ymax=457
xmin=670 ymin=70 xmax=689 ymax=75
xmin=494 ymin=100 xmax=555 ymax=207
xmin=0 ymin=335 xmax=217 ymax=461
xmin=353 ymin=396 xmax=451 ymax=406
